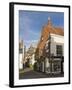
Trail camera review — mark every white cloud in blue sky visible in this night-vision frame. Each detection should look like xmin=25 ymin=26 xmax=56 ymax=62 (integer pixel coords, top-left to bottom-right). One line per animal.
xmin=19 ymin=10 xmax=64 ymax=49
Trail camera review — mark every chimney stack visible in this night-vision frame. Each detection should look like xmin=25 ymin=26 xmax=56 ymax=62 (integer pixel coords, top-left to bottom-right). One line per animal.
xmin=47 ymin=17 xmax=52 ymax=27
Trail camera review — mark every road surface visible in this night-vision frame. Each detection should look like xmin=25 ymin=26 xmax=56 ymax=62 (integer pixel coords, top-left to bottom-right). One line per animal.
xmin=19 ymin=68 xmax=64 ymax=79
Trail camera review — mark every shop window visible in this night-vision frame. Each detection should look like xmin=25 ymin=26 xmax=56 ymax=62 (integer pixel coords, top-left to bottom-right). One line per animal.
xmin=53 ymin=61 xmax=61 ymax=72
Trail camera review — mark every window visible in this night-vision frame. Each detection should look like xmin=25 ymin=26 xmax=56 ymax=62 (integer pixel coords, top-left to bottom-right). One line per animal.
xmin=46 ymin=49 xmax=49 ymax=53
xmin=41 ymin=36 xmax=43 ymax=41
xmin=56 ymin=45 xmax=63 ymax=56
xmin=45 ymin=43 xmax=48 ymax=50
xmin=53 ymin=61 xmax=61 ymax=72
xmin=19 ymin=48 xmax=23 ymax=53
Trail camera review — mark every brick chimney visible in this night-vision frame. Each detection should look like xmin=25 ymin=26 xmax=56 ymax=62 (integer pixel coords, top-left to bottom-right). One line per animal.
xmin=47 ymin=17 xmax=52 ymax=27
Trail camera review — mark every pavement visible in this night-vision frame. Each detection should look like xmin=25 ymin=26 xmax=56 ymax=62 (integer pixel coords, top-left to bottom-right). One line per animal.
xmin=19 ymin=68 xmax=32 ymax=74
xmin=19 ymin=68 xmax=64 ymax=79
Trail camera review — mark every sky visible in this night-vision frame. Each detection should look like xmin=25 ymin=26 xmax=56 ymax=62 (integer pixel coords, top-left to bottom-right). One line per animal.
xmin=19 ymin=10 xmax=64 ymax=49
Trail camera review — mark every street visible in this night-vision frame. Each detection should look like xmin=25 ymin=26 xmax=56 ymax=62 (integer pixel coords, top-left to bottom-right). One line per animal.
xmin=19 ymin=68 xmax=64 ymax=79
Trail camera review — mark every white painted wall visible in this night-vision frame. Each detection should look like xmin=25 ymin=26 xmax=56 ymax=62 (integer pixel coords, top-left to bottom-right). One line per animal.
xmin=51 ymin=34 xmax=64 ymax=43
xmin=30 ymin=54 xmax=36 ymax=65
xmin=50 ymin=34 xmax=64 ymax=56
xmin=45 ymin=58 xmax=50 ymax=68
xmin=44 ymin=58 xmax=51 ymax=73
xmin=19 ymin=44 xmax=25 ymax=69
xmin=19 ymin=54 xmax=23 ymax=69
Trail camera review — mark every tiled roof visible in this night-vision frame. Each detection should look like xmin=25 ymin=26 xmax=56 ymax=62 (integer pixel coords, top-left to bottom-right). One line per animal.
xmin=37 ymin=19 xmax=64 ymax=55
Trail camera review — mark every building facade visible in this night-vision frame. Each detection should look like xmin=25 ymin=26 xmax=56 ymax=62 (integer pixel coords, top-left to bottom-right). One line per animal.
xmin=19 ymin=40 xmax=26 ymax=69
xmin=35 ymin=17 xmax=64 ymax=74
xmin=43 ymin=33 xmax=64 ymax=74
xmin=25 ymin=45 xmax=36 ymax=68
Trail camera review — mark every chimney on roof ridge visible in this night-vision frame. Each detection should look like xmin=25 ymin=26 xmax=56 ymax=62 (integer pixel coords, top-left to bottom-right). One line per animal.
xmin=48 ymin=17 xmax=51 ymax=21
xmin=47 ymin=17 xmax=52 ymax=27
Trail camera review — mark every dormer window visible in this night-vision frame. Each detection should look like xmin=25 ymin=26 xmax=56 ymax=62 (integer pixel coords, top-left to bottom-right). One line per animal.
xmin=41 ymin=36 xmax=43 ymax=41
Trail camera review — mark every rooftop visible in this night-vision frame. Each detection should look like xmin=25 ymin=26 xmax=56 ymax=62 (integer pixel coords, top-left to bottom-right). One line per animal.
xmin=37 ymin=17 xmax=64 ymax=51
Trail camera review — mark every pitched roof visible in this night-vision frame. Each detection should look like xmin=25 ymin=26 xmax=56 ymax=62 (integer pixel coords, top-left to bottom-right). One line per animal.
xmin=37 ymin=19 xmax=64 ymax=51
